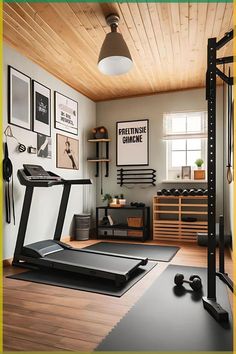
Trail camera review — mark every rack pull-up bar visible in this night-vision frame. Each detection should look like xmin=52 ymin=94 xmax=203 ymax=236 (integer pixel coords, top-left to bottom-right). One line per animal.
xmin=216 ymin=30 xmax=233 ymax=50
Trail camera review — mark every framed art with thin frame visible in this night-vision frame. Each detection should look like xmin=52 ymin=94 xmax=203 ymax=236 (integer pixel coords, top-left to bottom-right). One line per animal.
xmin=8 ymin=66 xmax=31 ymax=130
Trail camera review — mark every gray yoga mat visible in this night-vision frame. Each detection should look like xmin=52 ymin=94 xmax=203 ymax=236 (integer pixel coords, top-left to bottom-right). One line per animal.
xmin=96 ymin=264 xmax=233 ymax=351
xmin=84 ymin=242 xmax=179 ymax=262
xmin=7 ymin=261 xmax=157 ymax=297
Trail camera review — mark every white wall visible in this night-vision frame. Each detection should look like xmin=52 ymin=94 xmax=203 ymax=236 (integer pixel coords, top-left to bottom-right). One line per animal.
xmin=3 ymin=44 xmax=96 ymax=259
xmin=97 ymin=88 xmax=224 ymax=222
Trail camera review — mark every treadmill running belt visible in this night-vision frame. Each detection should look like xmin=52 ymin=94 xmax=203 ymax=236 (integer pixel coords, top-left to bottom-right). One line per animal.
xmin=45 ymin=249 xmax=143 ymax=274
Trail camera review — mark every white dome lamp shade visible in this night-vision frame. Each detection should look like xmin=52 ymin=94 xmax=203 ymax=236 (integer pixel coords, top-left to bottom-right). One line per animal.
xmin=98 ymin=14 xmax=133 ymax=76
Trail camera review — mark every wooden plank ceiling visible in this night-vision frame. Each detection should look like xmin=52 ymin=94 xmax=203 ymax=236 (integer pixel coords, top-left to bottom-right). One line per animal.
xmin=3 ymin=2 xmax=233 ymax=102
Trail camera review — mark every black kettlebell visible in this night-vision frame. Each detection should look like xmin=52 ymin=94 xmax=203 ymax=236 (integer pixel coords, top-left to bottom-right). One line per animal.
xmin=174 ymin=273 xmax=202 ymax=292
xmin=157 ymin=190 xmax=163 ymax=196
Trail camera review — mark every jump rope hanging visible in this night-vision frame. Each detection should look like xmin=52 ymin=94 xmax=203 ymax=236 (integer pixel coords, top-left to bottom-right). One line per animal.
xmin=3 ymin=126 xmax=26 ymax=224
xmin=3 ymin=142 xmax=15 ymax=224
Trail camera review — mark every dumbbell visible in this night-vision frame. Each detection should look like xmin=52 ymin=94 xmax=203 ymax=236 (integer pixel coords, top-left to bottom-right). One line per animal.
xmin=182 ymin=189 xmax=189 ymax=196
xmin=174 ymin=273 xmax=202 ymax=292
xmin=173 ymin=189 xmax=180 ymax=196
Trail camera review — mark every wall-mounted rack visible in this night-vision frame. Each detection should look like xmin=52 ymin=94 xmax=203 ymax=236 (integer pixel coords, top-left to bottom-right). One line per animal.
xmin=117 ymin=168 xmax=156 ymax=186
xmin=87 ymin=138 xmax=111 ymax=177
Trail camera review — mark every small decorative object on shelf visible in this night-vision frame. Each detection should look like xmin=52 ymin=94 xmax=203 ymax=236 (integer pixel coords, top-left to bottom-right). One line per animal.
xmin=181 ymin=166 xmax=191 ymax=180
xmin=194 ymin=158 xmax=206 ymax=180
xmin=92 ymin=126 xmax=108 ymax=139
xmin=130 ymin=202 xmax=146 ymax=207
xmin=119 ymin=194 xmax=126 ymax=206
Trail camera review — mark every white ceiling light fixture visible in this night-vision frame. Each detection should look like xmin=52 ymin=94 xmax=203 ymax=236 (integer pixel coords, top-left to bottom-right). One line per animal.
xmin=98 ymin=14 xmax=133 ymax=76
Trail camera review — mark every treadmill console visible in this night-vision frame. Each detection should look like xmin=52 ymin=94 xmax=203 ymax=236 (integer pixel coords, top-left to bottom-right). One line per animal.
xmin=23 ymin=164 xmax=61 ymax=181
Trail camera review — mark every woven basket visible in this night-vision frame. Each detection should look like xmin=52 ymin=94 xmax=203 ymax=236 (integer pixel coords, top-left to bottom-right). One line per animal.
xmin=127 ymin=217 xmax=143 ymax=227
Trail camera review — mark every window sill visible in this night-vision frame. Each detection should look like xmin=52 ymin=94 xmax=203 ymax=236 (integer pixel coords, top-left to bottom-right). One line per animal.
xmin=162 ymin=179 xmax=207 ymax=183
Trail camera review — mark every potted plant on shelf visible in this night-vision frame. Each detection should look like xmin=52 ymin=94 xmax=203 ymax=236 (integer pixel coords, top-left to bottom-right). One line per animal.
xmin=102 ymin=193 xmax=112 ymax=206
xmin=194 ymin=158 xmax=206 ymax=180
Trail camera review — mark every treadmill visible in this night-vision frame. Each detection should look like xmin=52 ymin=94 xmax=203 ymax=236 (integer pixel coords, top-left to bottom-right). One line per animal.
xmin=13 ymin=165 xmax=148 ymax=287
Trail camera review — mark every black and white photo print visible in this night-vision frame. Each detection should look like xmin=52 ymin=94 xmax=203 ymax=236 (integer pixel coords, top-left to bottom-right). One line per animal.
xmin=37 ymin=133 xmax=52 ymax=159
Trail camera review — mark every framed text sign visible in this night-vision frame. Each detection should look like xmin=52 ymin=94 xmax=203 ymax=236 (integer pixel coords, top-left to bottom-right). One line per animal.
xmin=116 ymin=119 xmax=149 ymax=166
xmin=54 ymin=92 xmax=78 ymax=135
xmin=33 ymin=80 xmax=51 ymax=136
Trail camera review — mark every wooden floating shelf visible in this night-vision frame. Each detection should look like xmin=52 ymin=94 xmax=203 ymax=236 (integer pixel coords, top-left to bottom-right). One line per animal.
xmin=87 ymin=159 xmax=110 ymax=162
xmin=88 ymin=139 xmax=111 ymax=142
xmin=153 ymin=195 xmax=208 ymax=242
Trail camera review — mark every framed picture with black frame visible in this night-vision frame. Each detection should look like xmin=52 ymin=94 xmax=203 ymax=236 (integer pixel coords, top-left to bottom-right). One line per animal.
xmin=32 ymin=80 xmax=51 ymax=136
xmin=54 ymin=92 xmax=78 ymax=135
xmin=8 ymin=66 xmax=31 ymax=130
xmin=116 ymin=119 xmax=149 ymax=166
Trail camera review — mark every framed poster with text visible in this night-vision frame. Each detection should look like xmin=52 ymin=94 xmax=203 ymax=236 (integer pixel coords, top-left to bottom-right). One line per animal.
xmin=116 ymin=119 xmax=149 ymax=166
xmin=54 ymin=92 xmax=78 ymax=135
xmin=32 ymin=80 xmax=51 ymax=136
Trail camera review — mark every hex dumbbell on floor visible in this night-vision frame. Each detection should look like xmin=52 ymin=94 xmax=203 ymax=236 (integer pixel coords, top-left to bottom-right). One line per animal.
xmin=174 ymin=273 xmax=202 ymax=292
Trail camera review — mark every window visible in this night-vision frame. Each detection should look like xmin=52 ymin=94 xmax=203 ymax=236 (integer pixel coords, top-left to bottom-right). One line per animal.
xmin=163 ymin=111 xmax=207 ymax=180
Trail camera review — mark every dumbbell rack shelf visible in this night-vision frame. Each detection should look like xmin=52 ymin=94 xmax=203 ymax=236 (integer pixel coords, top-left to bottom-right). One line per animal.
xmin=153 ymin=195 xmax=208 ymax=242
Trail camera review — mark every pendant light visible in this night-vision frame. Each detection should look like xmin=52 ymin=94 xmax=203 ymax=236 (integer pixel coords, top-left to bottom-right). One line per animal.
xmin=98 ymin=14 xmax=133 ymax=76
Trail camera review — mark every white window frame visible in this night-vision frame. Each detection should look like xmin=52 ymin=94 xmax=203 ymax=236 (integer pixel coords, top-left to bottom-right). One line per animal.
xmin=163 ymin=111 xmax=208 ymax=181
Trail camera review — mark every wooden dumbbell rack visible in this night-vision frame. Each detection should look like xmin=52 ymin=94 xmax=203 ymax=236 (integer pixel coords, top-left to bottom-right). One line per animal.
xmin=153 ymin=195 xmax=208 ymax=242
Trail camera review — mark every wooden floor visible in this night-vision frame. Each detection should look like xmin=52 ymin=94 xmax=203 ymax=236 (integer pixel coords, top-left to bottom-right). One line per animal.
xmin=3 ymin=239 xmax=233 ymax=352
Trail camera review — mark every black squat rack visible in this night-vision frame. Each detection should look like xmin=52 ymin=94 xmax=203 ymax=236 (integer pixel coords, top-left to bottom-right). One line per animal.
xmin=203 ymin=30 xmax=233 ymax=322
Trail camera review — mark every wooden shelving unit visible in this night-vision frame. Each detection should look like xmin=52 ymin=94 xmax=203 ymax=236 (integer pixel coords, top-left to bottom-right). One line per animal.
xmin=153 ymin=195 xmax=208 ymax=242
xmin=87 ymin=138 xmax=111 ymax=177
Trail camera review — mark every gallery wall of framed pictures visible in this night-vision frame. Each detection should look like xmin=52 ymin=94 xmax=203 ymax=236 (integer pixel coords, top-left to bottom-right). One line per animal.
xmin=7 ymin=65 xmax=79 ymax=169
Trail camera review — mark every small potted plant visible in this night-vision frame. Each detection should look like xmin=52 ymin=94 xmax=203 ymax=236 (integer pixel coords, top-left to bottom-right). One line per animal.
xmin=194 ymin=158 xmax=205 ymax=180
xmin=102 ymin=193 xmax=112 ymax=206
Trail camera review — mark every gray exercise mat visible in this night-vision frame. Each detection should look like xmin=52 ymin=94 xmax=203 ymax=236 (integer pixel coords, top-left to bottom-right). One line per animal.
xmin=84 ymin=242 xmax=179 ymax=262
xmin=96 ymin=265 xmax=233 ymax=351
xmin=7 ymin=261 xmax=157 ymax=297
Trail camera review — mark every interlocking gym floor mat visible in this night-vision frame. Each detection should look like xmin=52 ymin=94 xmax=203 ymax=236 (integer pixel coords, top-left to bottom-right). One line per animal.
xmin=7 ymin=261 xmax=157 ymax=297
xmin=84 ymin=242 xmax=179 ymax=262
xmin=96 ymin=264 xmax=233 ymax=351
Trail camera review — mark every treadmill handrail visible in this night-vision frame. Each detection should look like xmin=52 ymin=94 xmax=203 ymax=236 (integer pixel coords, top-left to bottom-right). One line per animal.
xmin=17 ymin=169 xmax=92 ymax=187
